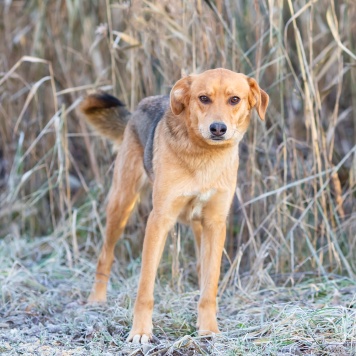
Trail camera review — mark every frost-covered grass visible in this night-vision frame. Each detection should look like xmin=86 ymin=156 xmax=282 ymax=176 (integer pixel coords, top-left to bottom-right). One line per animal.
xmin=1 ymin=1 xmax=356 ymax=355
xmin=1 ymin=235 xmax=355 ymax=355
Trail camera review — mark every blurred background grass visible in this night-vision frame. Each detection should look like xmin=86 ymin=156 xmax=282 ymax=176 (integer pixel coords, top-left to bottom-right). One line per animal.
xmin=0 ymin=0 xmax=355 ymax=290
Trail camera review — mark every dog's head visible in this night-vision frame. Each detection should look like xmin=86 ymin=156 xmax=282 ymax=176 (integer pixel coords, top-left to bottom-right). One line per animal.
xmin=170 ymin=68 xmax=269 ymax=145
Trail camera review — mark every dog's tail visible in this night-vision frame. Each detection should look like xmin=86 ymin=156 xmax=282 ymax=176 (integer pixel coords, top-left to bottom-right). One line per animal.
xmin=79 ymin=92 xmax=131 ymax=143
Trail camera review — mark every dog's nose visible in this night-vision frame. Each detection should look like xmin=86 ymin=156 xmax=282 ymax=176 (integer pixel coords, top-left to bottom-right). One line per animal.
xmin=209 ymin=122 xmax=227 ymax=137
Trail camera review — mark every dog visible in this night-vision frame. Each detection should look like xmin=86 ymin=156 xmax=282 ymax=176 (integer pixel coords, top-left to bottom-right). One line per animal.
xmin=79 ymin=68 xmax=269 ymax=343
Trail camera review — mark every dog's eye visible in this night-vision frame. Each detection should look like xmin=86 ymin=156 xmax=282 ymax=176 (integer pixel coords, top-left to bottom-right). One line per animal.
xmin=229 ymin=96 xmax=240 ymax=105
xmin=199 ymin=95 xmax=211 ymax=104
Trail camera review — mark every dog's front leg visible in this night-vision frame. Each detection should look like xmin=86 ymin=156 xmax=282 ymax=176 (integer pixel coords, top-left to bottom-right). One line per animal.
xmin=197 ymin=193 xmax=232 ymax=336
xmin=127 ymin=202 xmax=182 ymax=343
xmin=197 ymin=219 xmax=226 ymax=335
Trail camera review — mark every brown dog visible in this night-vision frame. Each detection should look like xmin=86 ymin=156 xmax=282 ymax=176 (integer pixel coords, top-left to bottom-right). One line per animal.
xmin=79 ymin=68 xmax=269 ymax=343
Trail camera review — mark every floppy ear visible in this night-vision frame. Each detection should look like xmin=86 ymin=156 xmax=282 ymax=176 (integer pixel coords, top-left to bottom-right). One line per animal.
xmin=247 ymin=78 xmax=269 ymax=121
xmin=170 ymin=76 xmax=193 ymax=115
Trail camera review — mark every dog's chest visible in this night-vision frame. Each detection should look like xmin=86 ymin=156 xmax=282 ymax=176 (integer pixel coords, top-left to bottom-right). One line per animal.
xmin=179 ymin=189 xmax=216 ymax=222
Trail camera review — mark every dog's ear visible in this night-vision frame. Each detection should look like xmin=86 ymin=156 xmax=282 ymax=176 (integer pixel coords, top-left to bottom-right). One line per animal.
xmin=170 ymin=76 xmax=193 ymax=115
xmin=247 ymin=78 xmax=269 ymax=121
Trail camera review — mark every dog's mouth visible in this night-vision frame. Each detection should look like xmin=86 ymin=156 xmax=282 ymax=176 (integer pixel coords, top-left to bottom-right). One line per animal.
xmin=210 ymin=135 xmax=226 ymax=141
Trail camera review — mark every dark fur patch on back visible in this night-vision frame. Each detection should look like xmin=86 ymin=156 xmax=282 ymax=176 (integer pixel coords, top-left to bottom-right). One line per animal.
xmin=81 ymin=92 xmax=125 ymax=114
xmin=139 ymin=96 xmax=170 ymax=179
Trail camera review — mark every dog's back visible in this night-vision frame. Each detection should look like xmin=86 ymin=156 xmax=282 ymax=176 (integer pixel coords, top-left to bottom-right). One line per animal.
xmin=131 ymin=95 xmax=169 ymax=177
xmin=79 ymin=93 xmax=169 ymax=178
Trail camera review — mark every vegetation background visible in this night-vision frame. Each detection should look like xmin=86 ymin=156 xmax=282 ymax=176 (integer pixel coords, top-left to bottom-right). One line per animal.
xmin=0 ymin=0 xmax=355 ymax=354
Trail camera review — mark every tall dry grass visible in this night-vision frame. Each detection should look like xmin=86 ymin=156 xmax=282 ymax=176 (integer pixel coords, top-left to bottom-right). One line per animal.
xmin=0 ymin=0 xmax=355 ymax=291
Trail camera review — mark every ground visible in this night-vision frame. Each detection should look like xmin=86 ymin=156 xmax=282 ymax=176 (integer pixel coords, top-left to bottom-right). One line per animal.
xmin=0 ymin=235 xmax=355 ymax=356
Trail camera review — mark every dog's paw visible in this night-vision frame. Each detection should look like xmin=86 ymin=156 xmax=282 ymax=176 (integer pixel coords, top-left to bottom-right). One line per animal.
xmin=198 ymin=328 xmax=220 ymax=336
xmin=87 ymin=292 xmax=107 ymax=304
xmin=126 ymin=332 xmax=152 ymax=344
xmin=197 ymin=316 xmax=220 ymax=336
xmin=127 ymin=310 xmax=154 ymax=344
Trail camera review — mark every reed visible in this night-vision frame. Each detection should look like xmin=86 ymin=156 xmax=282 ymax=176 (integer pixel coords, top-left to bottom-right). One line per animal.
xmin=0 ymin=1 xmax=355 ymax=354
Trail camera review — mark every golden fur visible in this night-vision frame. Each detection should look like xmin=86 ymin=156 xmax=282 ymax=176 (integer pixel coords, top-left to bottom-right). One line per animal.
xmin=79 ymin=68 xmax=269 ymax=344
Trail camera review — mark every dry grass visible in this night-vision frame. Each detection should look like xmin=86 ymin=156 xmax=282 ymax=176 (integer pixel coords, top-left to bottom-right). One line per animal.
xmin=1 ymin=235 xmax=355 ymax=355
xmin=0 ymin=0 xmax=356 ymax=355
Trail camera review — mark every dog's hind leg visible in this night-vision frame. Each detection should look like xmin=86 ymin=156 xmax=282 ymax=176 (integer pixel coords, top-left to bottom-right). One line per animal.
xmin=88 ymin=125 xmax=146 ymax=303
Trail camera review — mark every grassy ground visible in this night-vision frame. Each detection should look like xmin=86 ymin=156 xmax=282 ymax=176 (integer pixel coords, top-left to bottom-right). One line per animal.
xmin=1 ymin=0 xmax=356 ymax=355
xmin=1 ymin=235 xmax=355 ymax=355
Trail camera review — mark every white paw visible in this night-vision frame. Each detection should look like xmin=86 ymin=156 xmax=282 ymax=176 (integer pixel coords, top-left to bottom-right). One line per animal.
xmin=127 ymin=333 xmax=151 ymax=344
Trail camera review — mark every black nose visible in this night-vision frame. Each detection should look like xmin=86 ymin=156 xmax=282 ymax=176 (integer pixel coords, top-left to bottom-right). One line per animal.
xmin=209 ymin=122 xmax=227 ymax=137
